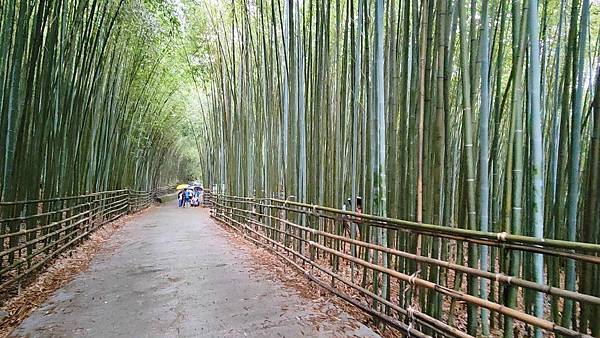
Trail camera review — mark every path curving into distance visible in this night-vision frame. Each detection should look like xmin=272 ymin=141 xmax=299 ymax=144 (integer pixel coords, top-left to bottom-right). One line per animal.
xmin=12 ymin=203 xmax=378 ymax=337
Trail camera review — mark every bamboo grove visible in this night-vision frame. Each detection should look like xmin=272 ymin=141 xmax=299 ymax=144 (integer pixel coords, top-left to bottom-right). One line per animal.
xmin=0 ymin=0 xmax=201 ymax=205
xmin=196 ymin=0 xmax=600 ymax=336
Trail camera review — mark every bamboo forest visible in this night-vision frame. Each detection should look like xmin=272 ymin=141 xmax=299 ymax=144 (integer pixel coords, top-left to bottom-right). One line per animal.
xmin=1 ymin=0 xmax=599 ymax=337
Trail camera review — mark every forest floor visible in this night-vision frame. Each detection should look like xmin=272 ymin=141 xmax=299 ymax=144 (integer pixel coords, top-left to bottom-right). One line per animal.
xmin=5 ymin=204 xmax=378 ymax=337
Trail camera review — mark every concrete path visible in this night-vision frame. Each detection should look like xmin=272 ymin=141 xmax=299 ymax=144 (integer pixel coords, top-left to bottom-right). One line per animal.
xmin=12 ymin=204 xmax=379 ymax=337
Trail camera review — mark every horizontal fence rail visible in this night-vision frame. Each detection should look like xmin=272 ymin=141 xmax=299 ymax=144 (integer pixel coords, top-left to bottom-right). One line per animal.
xmin=210 ymin=194 xmax=600 ymax=337
xmin=0 ymin=187 xmax=172 ymax=296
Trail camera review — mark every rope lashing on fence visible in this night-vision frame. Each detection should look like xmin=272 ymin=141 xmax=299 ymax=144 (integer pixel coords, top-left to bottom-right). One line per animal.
xmin=497 ymin=231 xmax=508 ymax=241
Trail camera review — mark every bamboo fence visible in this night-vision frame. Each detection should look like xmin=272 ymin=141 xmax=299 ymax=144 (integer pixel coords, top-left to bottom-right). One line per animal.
xmin=211 ymin=194 xmax=599 ymax=337
xmin=0 ymin=187 xmax=173 ymax=296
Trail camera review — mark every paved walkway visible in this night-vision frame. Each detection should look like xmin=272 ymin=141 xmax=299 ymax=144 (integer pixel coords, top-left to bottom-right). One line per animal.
xmin=12 ymin=204 xmax=378 ymax=337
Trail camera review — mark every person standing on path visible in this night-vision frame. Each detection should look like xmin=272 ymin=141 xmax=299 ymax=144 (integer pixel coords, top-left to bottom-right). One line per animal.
xmin=185 ymin=189 xmax=192 ymax=207
xmin=178 ymin=190 xmax=185 ymax=208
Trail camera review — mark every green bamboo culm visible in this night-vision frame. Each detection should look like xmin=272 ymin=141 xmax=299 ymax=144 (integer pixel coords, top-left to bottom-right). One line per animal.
xmin=562 ymin=0 xmax=589 ymax=329
xmin=527 ymin=0 xmax=546 ymax=336
xmin=457 ymin=0 xmax=479 ymax=333
xmin=478 ymin=0 xmax=491 ymax=335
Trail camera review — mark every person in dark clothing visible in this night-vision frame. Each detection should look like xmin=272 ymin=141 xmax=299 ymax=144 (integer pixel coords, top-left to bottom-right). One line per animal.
xmin=343 ymin=197 xmax=362 ymax=239
xmin=178 ymin=190 xmax=185 ymax=208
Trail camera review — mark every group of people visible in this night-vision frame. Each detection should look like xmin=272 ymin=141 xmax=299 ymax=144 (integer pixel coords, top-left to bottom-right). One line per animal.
xmin=178 ymin=187 xmax=204 ymax=208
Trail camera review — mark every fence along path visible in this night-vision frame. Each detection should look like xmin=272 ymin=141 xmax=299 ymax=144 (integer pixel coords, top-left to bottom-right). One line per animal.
xmin=210 ymin=194 xmax=600 ymax=337
xmin=0 ymin=187 xmax=171 ymax=295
